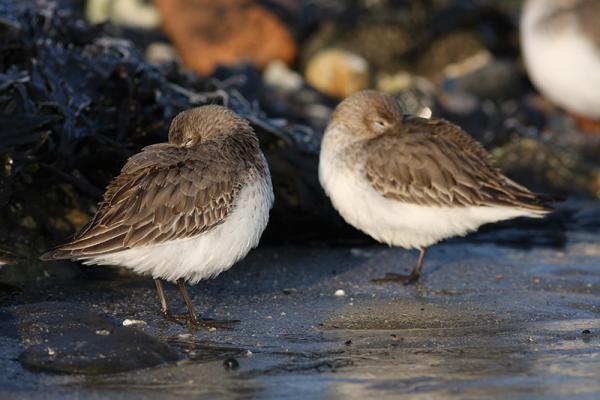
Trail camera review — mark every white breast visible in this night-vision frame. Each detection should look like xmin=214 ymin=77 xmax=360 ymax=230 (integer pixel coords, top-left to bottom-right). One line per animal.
xmin=521 ymin=3 xmax=600 ymax=118
xmin=319 ymin=126 xmax=543 ymax=250
xmin=83 ymin=173 xmax=274 ymax=284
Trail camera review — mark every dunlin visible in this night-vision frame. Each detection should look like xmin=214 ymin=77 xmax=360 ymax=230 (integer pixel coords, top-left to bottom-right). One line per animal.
xmin=521 ymin=0 xmax=600 ymax=120
xmin=42 ymin=105 xmax=274 ymax=326
xmin=319 ymin=91 xmax=552 ymax=284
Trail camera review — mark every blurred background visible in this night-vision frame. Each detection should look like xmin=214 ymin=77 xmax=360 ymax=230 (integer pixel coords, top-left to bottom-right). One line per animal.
xmin=0 ymin=0 xmax=599 ymax=282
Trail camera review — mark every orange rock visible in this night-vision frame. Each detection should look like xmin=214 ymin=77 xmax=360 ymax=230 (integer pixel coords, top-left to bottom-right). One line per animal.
xmin=305 ymin=49 xmax=370 ymax=98
xmin=155 ymin=0 xmax=297 ymax=74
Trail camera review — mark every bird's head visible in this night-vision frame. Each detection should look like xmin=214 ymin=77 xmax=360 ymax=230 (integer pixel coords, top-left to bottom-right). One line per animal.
xmin=168 ymin=105 xmax=252 ymax=147
xmin=329 ymin=90 xmax=404 ymax=140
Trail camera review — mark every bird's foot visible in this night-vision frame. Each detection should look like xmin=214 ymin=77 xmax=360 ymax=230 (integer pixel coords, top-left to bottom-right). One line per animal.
xmin=160 ymin=310 xmax=185 ymax=326
xmin=160 ymin=311 xmax=239 ymax=329
xmin=372 ymin=272 xmax=421 ymax=286
xmin=161 ymin=312 xmax=240 ymax=330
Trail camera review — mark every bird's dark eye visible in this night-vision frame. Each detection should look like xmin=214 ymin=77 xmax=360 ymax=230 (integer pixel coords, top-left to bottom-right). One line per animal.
xmin=373 ymin=120 xmax=387 ymax=130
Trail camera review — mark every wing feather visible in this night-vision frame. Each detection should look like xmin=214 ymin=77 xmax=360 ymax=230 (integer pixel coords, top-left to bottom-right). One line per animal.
xmin=41 ymin=140 xmax=248 ymax=260
xmin=364 ymin=116 xmax=552 ymax=211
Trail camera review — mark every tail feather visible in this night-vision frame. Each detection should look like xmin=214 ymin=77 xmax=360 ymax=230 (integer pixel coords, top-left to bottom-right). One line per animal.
xmin=496 ymin=176 xmax=556 ymax=214
xmin=40 ymin=247 xmax=75 ymax=261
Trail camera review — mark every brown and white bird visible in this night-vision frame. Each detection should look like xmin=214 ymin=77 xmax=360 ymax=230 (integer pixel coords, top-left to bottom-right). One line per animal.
xmin=521 ymin=0 xmax=600 ymax=121
xmin=42 ymin=105 xmax=274 ymax=326
xmin=319 ymin=91 xmax=552 ymax=284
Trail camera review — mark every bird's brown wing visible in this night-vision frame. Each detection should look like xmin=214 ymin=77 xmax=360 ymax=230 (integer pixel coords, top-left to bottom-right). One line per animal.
xmin=41 ymin=142 xmax=245 ymax=260
xmin=574 ymin=0 xmax=600 ymax=48
xmin=363 ymin=116 xmax=551 ymax=211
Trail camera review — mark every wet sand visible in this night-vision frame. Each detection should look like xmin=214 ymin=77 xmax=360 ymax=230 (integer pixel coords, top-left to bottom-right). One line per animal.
xmin=0 ymin=209 xmax=599 ymax=399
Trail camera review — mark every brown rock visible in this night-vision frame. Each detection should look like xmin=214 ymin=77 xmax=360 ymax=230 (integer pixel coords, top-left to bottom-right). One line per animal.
xmin=301 ymin=22 xmax=413 ymax=74
xmin=305 ymin=49 xmax=370 ymax=98
xmin=155 ymin=0 xmax=297 ymax=74
xmin=416 ymin=30 xmax=487 ymax=81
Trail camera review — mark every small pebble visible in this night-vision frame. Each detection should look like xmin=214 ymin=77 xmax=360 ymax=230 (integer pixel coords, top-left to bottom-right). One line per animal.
xmin=263 ymin=60 xmax=303 ymax=91
xmin=223 ymin=358 xmax=239 ymax=370
xmin=245 ymin=350 xmax=253 ymax=357
xmin=145 ymin=42 xmax=178 ymax=64
xmin=282 ymin=288 xmax=297 ymax=295
xmin=349 ymin=248 xmax=372 ymax=257
xmin=334 ymin=289 xmax=346 ymax=297
xmin=95 ymin=329 xmax=110 ymax=336
xmin=122 ymin=319 xmax=148 ymax=327
xmin=390 ymin=334 xmax=403 ymax=342
xmin=344 ymin=339 xmax=352 ymax=346
xmin=582 ymin=329 xmax=592 ymax=335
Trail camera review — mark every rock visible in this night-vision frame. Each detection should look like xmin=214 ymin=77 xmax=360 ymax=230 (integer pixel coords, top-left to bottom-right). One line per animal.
xmin=122 ymin=318 xmax=148 ymax=327
xmin=301 ymin=21 xmax=414 ymax=74
xmin=305 ymin=49 xmax=370 ymax=98
xmin=86 ymin=0 xmax=161 ymax=29
xmin=263 ymin=60 xmax=303 ymax=91
xmin=441 ymin=51 xmax=492 ymax=81
xmin=492 ymin=138 xmax=600 ymax=198
xmin=437 ymin=91 xmax=480 ymax=117
xmin=145 ymin=42 xmax=179 ymax=64
xmin=0 ymin=302 xmax=178 ymax=374
xmin=376 ymin=71 xmax=414 ymax=94
xmin=155 ymin=0 xmax=297 ymax=74
xmin=223 ymin=357 xmax=239 ymax=370
xmin=442 ymin=58 xmax=524 ymax=100
xmin=416 ymin=30 xmax=488 ymax=81
xmin=332 ymin=24 xmax=412 ymax=73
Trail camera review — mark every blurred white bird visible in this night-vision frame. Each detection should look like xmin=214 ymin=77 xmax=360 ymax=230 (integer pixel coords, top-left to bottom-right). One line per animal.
xmin=521 ymin=0 xmax=600 ymax=130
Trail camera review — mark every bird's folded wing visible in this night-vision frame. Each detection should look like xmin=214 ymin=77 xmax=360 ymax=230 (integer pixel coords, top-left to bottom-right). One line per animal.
xmin=42 ymin=142 xmax=243 ymax=260
xmin=364 ymin=117 xmax=550 ymax=211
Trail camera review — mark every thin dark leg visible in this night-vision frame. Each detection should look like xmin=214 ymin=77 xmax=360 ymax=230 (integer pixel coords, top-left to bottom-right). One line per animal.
xmin=176 ymin=278 xmax=240 ymax=329
xmin=177 ymin=278 xmax=200 ymax=326
xmin=155 ymin=278 xmax=169 ymax=316
xmin=372 ymin=248 xmax=428 ymax=285
xmin=410 ymin=248 xmax=427 ymax=283
xmin=155 ymin=279 xmax=184 ymax=325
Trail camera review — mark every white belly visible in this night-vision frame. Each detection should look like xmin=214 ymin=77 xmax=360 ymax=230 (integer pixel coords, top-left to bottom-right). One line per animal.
xmin=319 ymin=148 xmax=541 ymax=250
xmin=83 ymin=176 xmax=274 ymax=284
xmin=521 ymin=13 xmax=600 ymax=118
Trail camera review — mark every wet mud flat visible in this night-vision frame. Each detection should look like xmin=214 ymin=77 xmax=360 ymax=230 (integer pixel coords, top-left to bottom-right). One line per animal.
xmin=1 ymin=209 xmax=599 ymax=399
